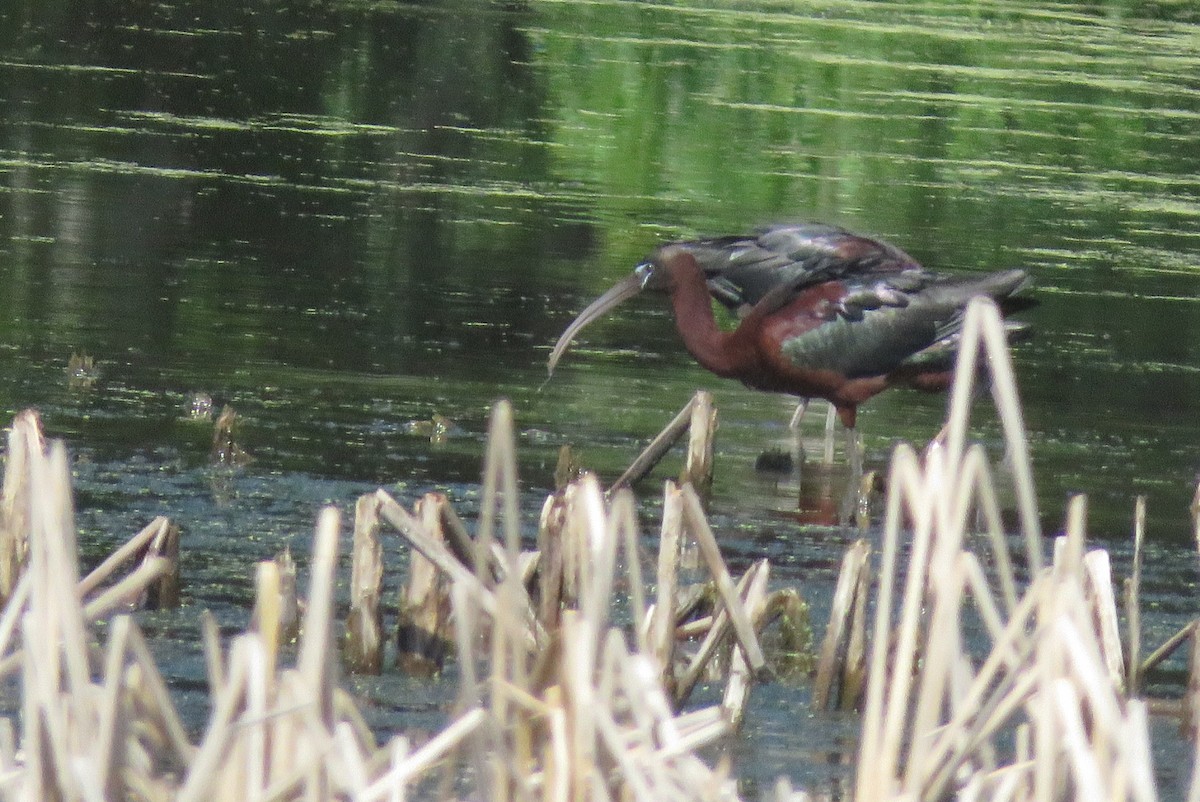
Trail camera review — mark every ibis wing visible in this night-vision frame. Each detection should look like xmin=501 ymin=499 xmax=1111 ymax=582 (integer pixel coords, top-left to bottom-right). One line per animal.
xmin=681 ymin=223 xmax=925 ymax=312
xmin=778 ymin=269 xmax=1033 ymax=378
xmin=778 ymin=304 xmax=944 ymax=379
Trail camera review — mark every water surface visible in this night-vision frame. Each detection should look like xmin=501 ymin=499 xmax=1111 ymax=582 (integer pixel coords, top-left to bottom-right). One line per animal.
xmin=2 ymin=0 xmax=1199 ymax=795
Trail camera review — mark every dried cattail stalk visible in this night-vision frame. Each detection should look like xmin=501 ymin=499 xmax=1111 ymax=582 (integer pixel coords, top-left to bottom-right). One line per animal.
xmin=346 ymin=493 xmax=384 ymax=674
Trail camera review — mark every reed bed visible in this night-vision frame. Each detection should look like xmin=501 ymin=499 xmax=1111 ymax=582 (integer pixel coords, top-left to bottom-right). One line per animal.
xmin=0 ymin=297 xmax=1189 ymax=800
xmin=850 ymin=299 xmax=1165 ymax=801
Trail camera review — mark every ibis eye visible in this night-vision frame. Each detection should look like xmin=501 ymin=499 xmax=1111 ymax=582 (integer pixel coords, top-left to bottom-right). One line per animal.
xmin=634 ymin=262 xmax=654 ymax=287
xmin=635 ymin=261 xmax=671 ymax=291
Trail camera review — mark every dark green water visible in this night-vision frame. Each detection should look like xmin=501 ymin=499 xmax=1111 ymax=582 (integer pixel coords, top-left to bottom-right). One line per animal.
xmin=2 ymin=0 xmax=1199 ymax=796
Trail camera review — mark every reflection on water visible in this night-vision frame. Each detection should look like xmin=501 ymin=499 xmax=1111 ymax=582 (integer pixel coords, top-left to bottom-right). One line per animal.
xmin=1 ymin=0 xmax=1199 ymax=795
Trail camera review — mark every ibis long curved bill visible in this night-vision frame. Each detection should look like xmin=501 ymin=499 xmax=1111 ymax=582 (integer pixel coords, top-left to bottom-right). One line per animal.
xmin=547 ymin=272 xmax=645 ymax=376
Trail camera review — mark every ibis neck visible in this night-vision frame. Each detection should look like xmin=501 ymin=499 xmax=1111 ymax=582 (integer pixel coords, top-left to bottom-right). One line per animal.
xmin=665 ymin=272 xmax=750 ymax=379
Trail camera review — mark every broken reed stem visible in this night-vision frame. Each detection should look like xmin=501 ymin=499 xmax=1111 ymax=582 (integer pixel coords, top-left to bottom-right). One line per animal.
xmin=298 ymin=506 xmax=341 ymax=729
xmin=146 ymin=519 xmax=182 ymax=608
xmin=1193 ymin=479 xmax=1200 ymax=556
xmin=346 ymin=493 xmax=384 ymax=674
xmin=0 ymin=409 xmax=44 ymax=606
xmin=680 ymin=483 xmax=769 ymax=680
xmin=1188 ymin=635 xmax=1200 ymax=748
xmin=608 ymin=489 xmax=647 ymax=653
xmin=78 ymin=515 xmax=170 ymax=597
xmin=610 ymin=393 xmax=697 ymax=492
xmin=813 ymin=539 xmax=870 ymax=710
xmin=1128 ymin=495 xmax=1146 ymax=693
xmin=650 ymin=482 xmax=685 ymax=687
xmin=914 ymin=582 xmax=1044 ymax=798
xmin=477 ymin=399 xmax=521 ymax=580
xmin=856 ymin=446 xmax=933 ymax=800
xmin=396 ymin=494 xmax=451 ymax=674
xmin=362 ymin=708 xmax=486 ymax=796
xmin=722 ymin=559 xmax=769 ymax=730
xmin=681 ymin=390 xmax=716 ymax=496
xmin=537 ymin=492 xmax=567 ymax=629
xmin=956 ymin=444 xmax=1019 ymax=614
xmin=1185 ymin=681 xmax=1200 ymax=802
xmin=436 ymin=494 xmax=476 ymax=571
xmin=480 ymin=399 xmax=537 ymax=796
xmin=375 ymin=490 xmax=516 ymax=638
xmin=943 ymin=297 xmax=1043 ymax=571
xmin=0 ymin=572 xmax=30 ymax=665
xmin=1141 ymin=619 xmax=1197 ymax=677
xmin=0 ymin=525 xmax=179 ymax=680
xmin=1083 ymin=549 xmax=1124 ymax=691
xmin=579 ymin=474 xmax=618 ymax=650
xmin=81 ymin=556 xmax=172 ymax=621
xmin=29 ymin=440 xmax=91 ymax=695
xmin=23 ymin=440 xmax=93 ymax=802
xmin=108 ymin=614 xmax=197 ymax=764
xmin=842 ymin=543 xmax=870 ymax=710
xmin=252 ymin=560 xmax=283 ymax=680
xmin=176 ymin=636 xmax=251 ymax=802
xmin=675 ymin=561 xmax=759 ymax=707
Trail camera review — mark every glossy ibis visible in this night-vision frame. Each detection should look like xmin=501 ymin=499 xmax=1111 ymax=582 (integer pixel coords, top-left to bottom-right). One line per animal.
xmin=548 ymin=223 xmax=1035 ymax=465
